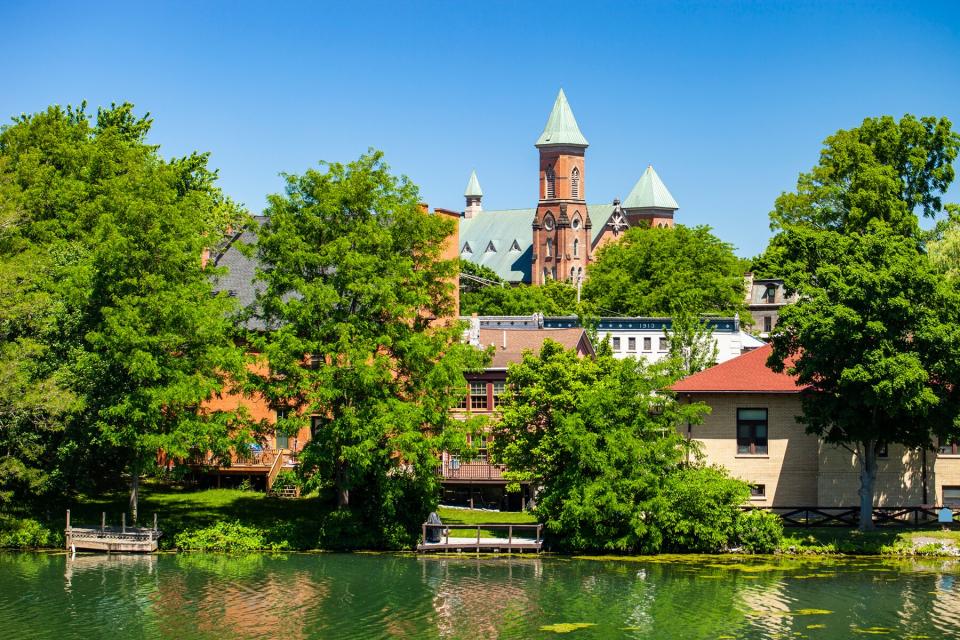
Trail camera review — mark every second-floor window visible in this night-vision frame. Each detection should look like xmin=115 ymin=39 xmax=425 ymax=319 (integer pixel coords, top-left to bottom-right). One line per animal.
xmin=737 ymin=408 xmax=768 ymax=455
xmin=658 ymin=337 xmax=668 ymax=352
xmin=492 ymin=382 xmax=506 ymax=407
xmin=612 ymin=337 xmax=621 ymax=351
xmin=454 ymin=386 xmax=468 ymax=409
xmin=628 ymin=337 xmax=636 ymax=352
xmin=763 ymin=284 xmax=777 ymax=303
xmin=643 ymin=337 xmax=652 ymax=351
xmin=470 ymin=381 xmax=488 ymax=410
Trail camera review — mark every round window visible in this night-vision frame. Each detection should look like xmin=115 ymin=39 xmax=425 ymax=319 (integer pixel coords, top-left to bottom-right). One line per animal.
xmin=572 ymin=216 xmax=581 ymax=230
xmin=543 ymin=215 xmax=555 ymax=231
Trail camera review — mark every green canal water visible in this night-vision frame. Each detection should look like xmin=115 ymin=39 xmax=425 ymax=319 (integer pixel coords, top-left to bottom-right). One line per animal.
xmin=1 ymin=552 xmax=958 ymax=639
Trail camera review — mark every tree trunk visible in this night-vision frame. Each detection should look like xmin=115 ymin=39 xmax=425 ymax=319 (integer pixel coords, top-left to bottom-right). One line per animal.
xmin=858 ymin=440 xmax=878 ymax=531
xmin=129 ymin=465 xmax=140 ymax=525
xmin=336 ymin=462 xmax=349 ymax=508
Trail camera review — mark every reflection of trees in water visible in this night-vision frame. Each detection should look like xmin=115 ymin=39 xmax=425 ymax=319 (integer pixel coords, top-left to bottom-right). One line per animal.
xmin=421 ymin=557 xmax=541 ymax=638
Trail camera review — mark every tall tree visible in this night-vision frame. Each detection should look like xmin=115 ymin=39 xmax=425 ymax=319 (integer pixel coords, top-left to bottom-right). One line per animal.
xmin=664 ymin=311 xmax=719 ymax=377
xmin=928 ymin=205 xmax=960 ymax=283
xmin=768 ymin=227 xmax=960 ymax=530
xmin=492 ymin=340 xmax=708 ymax=552
xmin=0 ymin=103 xmax=250 ymax=519
xmin=582 ymin=225 xmax=747 ymax=317
xmin=770 ymin=115 xmax=959 ymax=237
xmin=252 ymin=152 xmax=486 ymax=534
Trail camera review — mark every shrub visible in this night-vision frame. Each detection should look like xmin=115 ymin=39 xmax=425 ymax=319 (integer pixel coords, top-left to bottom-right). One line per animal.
xmin=658 ymin=466 xmax=750 ymax=553
xmin=271 ymin=470 xmax=299 ymax=493
xmin=735 ymin=509 xmax=783 ymax=553
xmin=0 ymin=516 xmax=62 ymax=549
xmin=174 ymin=521 xmax=289 ymax=552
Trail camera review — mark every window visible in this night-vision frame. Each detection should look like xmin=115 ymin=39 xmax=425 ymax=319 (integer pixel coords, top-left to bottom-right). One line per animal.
xmin=571 ymin=167 xmax=580 ymax=199
xmin=612 ymin=337 xmax=621 ymax=351
xmin=877 ymin=443 xmax=889 ymax=458
xmin=750 ymin=484 xmax=766 ymax=498
xmin=762 ymin=284 xmax=777 ymax=303
xmin=944 ymin=487 xmax=960 ymax=507
xmin=545 ymin=237 xmax=553 ymax=257
xmin=308 ymin=354 xmax=322 ymax=369
xmin=546 ymin=166 xmax=556 ymax=199
xmin=542 ymin=268 xmax=549 ymax=282
xmin=643 ymin=337 xmax=652 ymax=351
xmin=543 ymin=213 xmax=555 ymax=230
xmin=658 ymin=337 xmax=668 ymax=352
xmin=485 ymin=240 xmax=496 ymax=253
xmin=510 ymin=239 xmax=522 ymax=252
xmin=275 ymin=409 xmax=290 ymax=449
xmin=573 ymin=238 xmax=579 ymax=257
xmin=737 ymin=409 xmax=769 ymax=455
xmin=310 ymin=415 xmax=323 ymax=437
xmin=551 ymin=266 xmax=557 ymax=281
xmin=570 ymin=267 xmax=576 ymax=281
xmin=572 ymin=215 xmax=581 ymax=230
xmin=475 ymin=434 xmax=490 ymax=462
xmin=628 ymin=337 xmax=636 ymax=352
xmin=492 ymin=382 xmax=505 ymax=407
xmin=763 ymin=316 xmax=772 ymax=333
xmin=470 ymin=382 xmax=488 ymax=410
xmin=454 ymin=385 xmax=468 ymax=409
xmin=939 ymin=438 xmax=960 ymax=455
xmin=461 ymin=242 xmax=473 ymax=255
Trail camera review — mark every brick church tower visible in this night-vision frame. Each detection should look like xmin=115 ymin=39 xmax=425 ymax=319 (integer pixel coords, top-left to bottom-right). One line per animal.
xmin=531 ymin=89 xmax=592 ymax=285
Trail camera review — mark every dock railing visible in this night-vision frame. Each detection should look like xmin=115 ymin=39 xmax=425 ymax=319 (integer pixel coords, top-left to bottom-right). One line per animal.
xmin=418 ymin=522 xmax=543 ymax=552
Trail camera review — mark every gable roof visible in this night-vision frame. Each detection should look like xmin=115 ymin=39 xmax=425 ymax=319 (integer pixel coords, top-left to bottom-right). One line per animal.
xmin=670 ymin=344 xmax=807 ymax=394
xmin=623 ymin=165 xmax=678 ymax=210
xmin=477 ymin=327 xmax=594 ymax=369
xmin=535 ymin=89 xmax=589 ymax=147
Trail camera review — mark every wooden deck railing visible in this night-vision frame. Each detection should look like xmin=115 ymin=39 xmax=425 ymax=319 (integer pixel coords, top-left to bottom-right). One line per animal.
xmin=188 ymin=448 xmax=283 ymax=469
xmin=418 ymin=522 xmax=543 ymax=552
xmin=744 ymin=505 xmax=960 ymax=527
xmin=437 ymin=460 xmax=506 ymax=481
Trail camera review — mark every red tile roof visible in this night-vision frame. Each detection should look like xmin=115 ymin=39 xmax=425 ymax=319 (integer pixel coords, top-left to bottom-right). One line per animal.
xmin=477 ymin=327 xmax=593 ymax=369
xmin=670 ymin=344 xmax=807 ymax=394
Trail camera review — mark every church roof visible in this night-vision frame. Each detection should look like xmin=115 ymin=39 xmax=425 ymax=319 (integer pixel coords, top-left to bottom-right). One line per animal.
xmin=535 ymin=89 xmax=589 ymax=148
xmin=464 ymin=170 xmax=483 ymax=197
xmin=459 ymin=208 xmax=535 ymax=282
xmin=623 ymin=165 xmax=678 ymax=210
xmin=459 ymin=203 xmax=616 ymax=283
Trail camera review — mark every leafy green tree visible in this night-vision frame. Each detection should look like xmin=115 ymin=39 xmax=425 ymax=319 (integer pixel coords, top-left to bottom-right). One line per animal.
xmin=252 ymin=151 xmax=487 ymax=541
xmin=664 ymin=311 xmax=719 ymax=376
xmin=582 ymin=225 xmax=747 ymax=317
xmin=492 ymin=340 xmax=708 ymax=552
xmin=770 ymin=115 xmax=959 ymax=237
xmin=659 ymin=465 xmax=750 ymax=553
xmin=0 ymin=103 xmax=250 ymax=520
xmin=768 ymin=227 xmax=960 ymax=530
xmin=928 ymin=205 xmax=960 ymax=283
xmin=460 ymin=279 xmax=577 ymax=316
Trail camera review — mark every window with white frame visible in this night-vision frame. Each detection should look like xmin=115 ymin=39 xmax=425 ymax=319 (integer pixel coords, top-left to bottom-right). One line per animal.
xmin=470 ymin=381 xmax=487 ymax=410
xmin=737 ymin=408 xmax=769 ymax=455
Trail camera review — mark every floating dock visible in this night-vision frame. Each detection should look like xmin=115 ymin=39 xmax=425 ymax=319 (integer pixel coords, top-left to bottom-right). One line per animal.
xmin=417 ymin=523 xmax=543 ymax=553
xmin=65 ymin=509 xmax=162 ymax=553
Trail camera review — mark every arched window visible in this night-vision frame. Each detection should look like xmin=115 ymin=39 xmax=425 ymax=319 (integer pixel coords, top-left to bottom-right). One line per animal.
xmin=543 ymin=268 xmax=549 ymax=282
xmin=545 ymin=237 xmax=553 ymax=257
xmin=546 ymin=166 xmax=556 ymax=199
xmin=571 ymin=167 xmax=580 ymax=199
xmin=551 ymin=267 xmax=557 ymax=280
xmin=573 ymin=238 xmax=579 ymax=257
xmin=570 ymin=267 xmax=576 ymax=280
xmin=577 ymin=267 xmax=583 ymax=280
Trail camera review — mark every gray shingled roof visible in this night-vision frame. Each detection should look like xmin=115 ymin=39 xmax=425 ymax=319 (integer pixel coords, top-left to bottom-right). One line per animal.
xmin=211 ymin=216 xmax=269 ymax=330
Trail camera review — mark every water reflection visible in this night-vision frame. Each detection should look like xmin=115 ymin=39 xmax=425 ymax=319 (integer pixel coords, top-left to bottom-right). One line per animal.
xmin=0 ymin=552 xmax=959 ymax=639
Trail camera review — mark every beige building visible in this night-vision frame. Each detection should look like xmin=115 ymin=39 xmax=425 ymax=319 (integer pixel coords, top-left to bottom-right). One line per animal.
xmin=671 ymin=345 xmax=960 ymax=507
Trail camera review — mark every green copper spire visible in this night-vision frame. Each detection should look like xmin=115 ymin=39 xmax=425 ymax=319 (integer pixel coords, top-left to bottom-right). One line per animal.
xmin=535 ymin=89 xmax=589 ymax=147
xmin=464 ymin=169 xmax=483 ymax=197
xmin=623 ymin=165 xmax=678 ymax=210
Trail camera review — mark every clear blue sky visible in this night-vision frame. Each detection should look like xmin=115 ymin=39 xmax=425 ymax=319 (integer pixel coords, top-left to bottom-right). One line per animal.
xmin=3 ymin=1 xmax=959 ymax=257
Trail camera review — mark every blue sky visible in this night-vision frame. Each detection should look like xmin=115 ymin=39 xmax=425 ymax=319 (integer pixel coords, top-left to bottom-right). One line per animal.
xmin=3 ymin=1 xmax=959 ymax=257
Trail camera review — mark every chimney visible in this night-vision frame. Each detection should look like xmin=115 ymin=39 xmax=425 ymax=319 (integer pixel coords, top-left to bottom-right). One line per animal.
xmin=502 ymin=330 xmax=507 ymax=350
xmin=469 ymin=313 xmax=480 ymax=346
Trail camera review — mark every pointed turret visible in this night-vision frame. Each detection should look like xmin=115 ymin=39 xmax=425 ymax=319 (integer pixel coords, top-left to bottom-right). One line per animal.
xmin=536 ymin=89 xmax=589 ymax=148
xmin=622 ymin=165 xmax=678 ymax=228
xmin=463 ymin=170 xmax=483 ymax=219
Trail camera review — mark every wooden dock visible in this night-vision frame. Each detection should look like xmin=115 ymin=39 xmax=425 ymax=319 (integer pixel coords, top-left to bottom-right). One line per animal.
xmin=65 ymin=510 xmax=162 ymax=553
xmin=417 ymin=523 xmax=543 ymax=553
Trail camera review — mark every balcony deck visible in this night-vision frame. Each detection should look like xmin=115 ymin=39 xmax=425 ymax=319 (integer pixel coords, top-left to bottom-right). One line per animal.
xmin=438 ymin=460 xmax=506 ymax=483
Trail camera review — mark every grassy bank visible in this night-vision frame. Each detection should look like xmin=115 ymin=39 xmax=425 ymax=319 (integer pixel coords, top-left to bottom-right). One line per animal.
xmin=780 ymin=527 xmax=960 ymax=555
xmin=0 ymin=486 xmax=539 ymax=551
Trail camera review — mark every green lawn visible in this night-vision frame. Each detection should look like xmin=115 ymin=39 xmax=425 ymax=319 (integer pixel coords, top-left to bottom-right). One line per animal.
xmin=781 ymin=526 xmax=960 ymax=555
xmin=436 ymin=507 xmax=538 ymax=539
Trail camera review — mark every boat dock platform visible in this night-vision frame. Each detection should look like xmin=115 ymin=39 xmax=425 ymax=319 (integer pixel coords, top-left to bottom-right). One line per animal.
xmin=417 ymin=523 xmax=543 ymax=553
xmin=65 ymin=509 xmax=163 ymax=553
